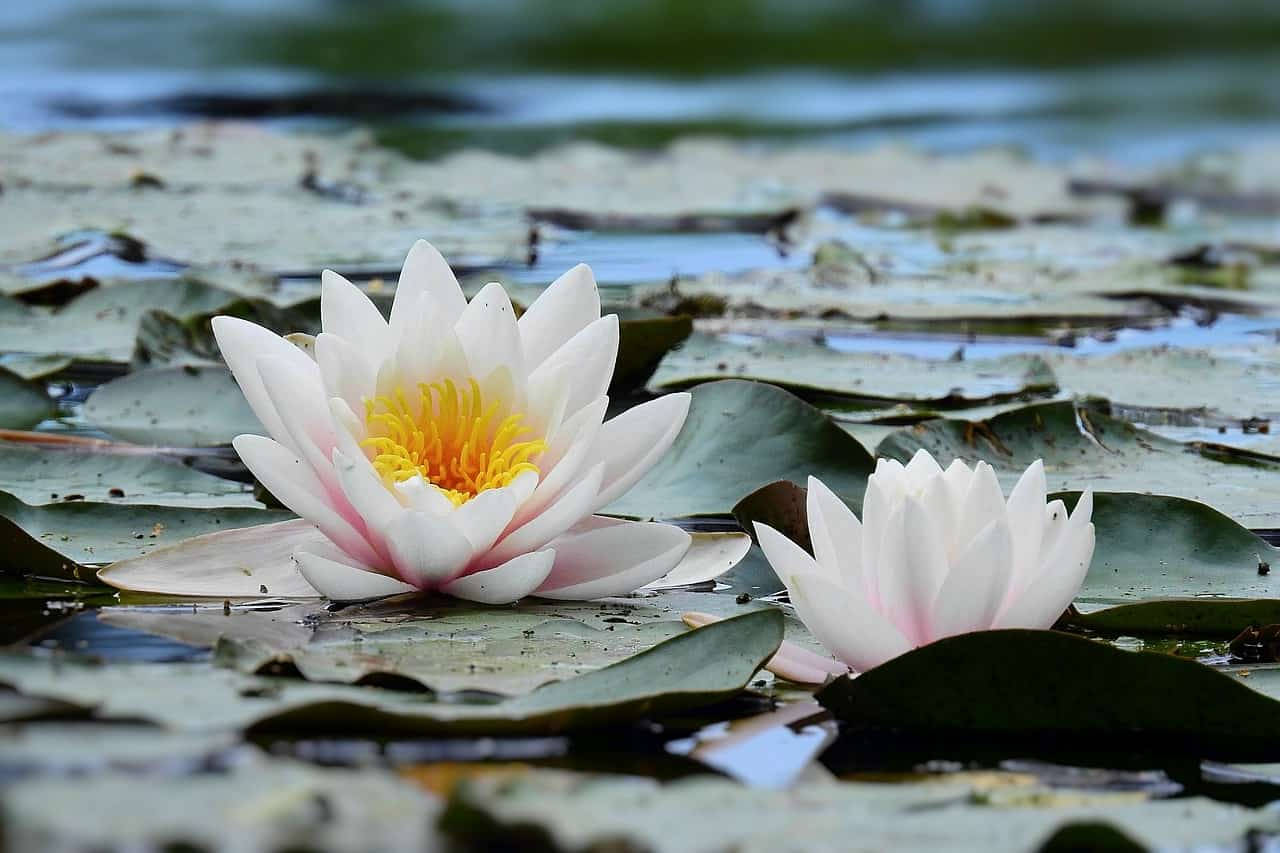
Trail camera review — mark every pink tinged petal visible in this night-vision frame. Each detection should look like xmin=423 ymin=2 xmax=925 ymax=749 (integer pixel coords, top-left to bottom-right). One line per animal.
xmin=294 ymin=551 xmax=416 ymax=602
xmin=882 ymin=496 xmax=950 ymax=644
xmin=211 ymin=316 xmax=318 ymax=450
xmin=517 ymin=263 xmax=601 ymax=370
xmin=383 ymin=511 xmax=475 ymax=588
xmin=536 ymin=521 xmax=691 ymax=599
xmin=754 ymin=522 xmax=820 ymax=588
xmin=789 ymin=571 xmax=913 ymax=673
xmin=807 ymin=476 xmax=864 ymax=589
xmin=442 ymin=548 xmax=556 ymax=605
xmin=321 ymin=269 xmax=388 ymax=353
xmin=929 ymin=517 xmax=1015 ymax=641
xmin=328 ymin=398 xmax=372 ymax=466
xmin=1005 ymin=459 xmax=1047 ymax=578
xmin=520 ymin=396 xmax=609 ymax=522
xmin=682 ymin=612 xmax=850 ymax=685
xmin=591 ymin=392 xmax=692 ymax=511
xmin=315 ymin=333 xmax=377 ymax=418
xmin=389 ymin=239 xmax=466 ymax=331
xmin=332 ymin=449 xmax=405 ymax=535
xmin=231 ymin=435 xmax=383 ymax=568
xmin=955 ymin=461 xmax=1006 ymax=554
xmin=99 ymin=518 xmax=325 ymax=598
xmin=256 ymin=355 xmax=344 ymax=503
xmin=996 ymin=490 xmax=1095 ymax=629
xmin=526 ymin=314 xmax=619 ymax=417
xmin=483 ymin=463 xmax=605 ymax=568
xmin=645 ymin=531 xmax=752 ymax=590
xmin=450 ymin=485 xmax=521 ymax=554
xmin=454 ymin=282 xmax=526 ymax=386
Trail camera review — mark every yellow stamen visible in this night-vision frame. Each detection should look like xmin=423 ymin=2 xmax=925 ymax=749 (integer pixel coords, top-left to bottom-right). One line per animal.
xmin=361 ymin=377 xmax=546 ymax=507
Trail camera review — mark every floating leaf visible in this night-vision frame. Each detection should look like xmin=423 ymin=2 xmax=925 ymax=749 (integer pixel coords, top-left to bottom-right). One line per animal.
xmin=614 ymin=313 xmax=693 ymax=393
xmin=0 ymin=367 xmax=53 ymax=429
xmin=607 ymin=379 xmax=874 ymax=519
xmin=0 ymin=490 xmax=290 ymax=580
xmin=817 ymin=629 xmax=1280 ymax=757
xmin=84 ymin=365 xmax=263 ymax=446
xmin=0 ymin=443 xmax=258 ymax=508
xmin=878 ymin=399 xmax=1280 ymax=527
xmin=651 ymin=333 xmax=1057 ymax=404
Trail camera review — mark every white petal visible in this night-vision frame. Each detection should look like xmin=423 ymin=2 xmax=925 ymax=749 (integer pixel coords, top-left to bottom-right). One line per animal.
xmin=99 ymin=518 xmax=325 ymax=598
xmin=955 ymin=461 xmax=1006 ymax=555
xmin=315 ymin=332 xmax=377 ymax=418
xmin=644 ymin=531 xmax=751 ymax=590
xmin=870 ymin=499 xmax=914 ymax=640
xmin=454 ymin=281 xmax=525 ymax=386
xmin=482 ymin=463 xmax=605 ymax=567
xmin=789 ymin=571 xmax=913 ymax=673
xmin=394 ymin=475 xmax=460 ymax=516
xmin=1005 ymin=459 xmax=1047 ymax=583
xmin=526 ymin=314 xmax=619 ymax=417
xmin=1038 ymin=499 xmax=1069 ymax=563
xmin=328 ymin=397 xmax=372 ymax=468
xmin=806 ymin=476 xmax=864 ymax=590
xmin=294 ymin=551 xmax=416 ymax=602
xmin=514 ymin=397 xmax=608 ymax=527
xmin=389 ymin=239 xmax=466 ymax=331
xmin=903 ymin=448 xmax=943 ymax=492
xmin=518 ymin=263 xmax=601 ymax=370
xmin=879 ymin=495 xmax=949 ymax=644
xmin=451 ymin=485 xmax=520 ymax=554
xmin=858 ymin=476 xmax=894 ymax=606
xmin=754 ymin=522 xmax=820 ymax=587
xmin=212 ymin=316 xmax=318 ymax=450
xmin=591 ymin=392 xmax=691 ymax=510
xmin=996 ymin=490 xmax=1095 ymax=628
xmin=232 ymin=434 xmax=382 ymax=568
xmin=443 ymin=549 xmax=556 ymax=605
xmin=321 ymin=269 xmax=387 ymax=350
xmin=536 ymin=520 xmax=691 ymax=599
xmin=929 ymin=517 xmax=1014 ymax=640
xmin=383 ymin=511 xmax=475 ymax=588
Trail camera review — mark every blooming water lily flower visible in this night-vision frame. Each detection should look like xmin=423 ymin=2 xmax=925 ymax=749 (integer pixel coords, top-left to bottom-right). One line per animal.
xmin=755 ymin=450 xmax=1095 ymax=673
xmin=210 ymin=240 xmax=693 ymax=603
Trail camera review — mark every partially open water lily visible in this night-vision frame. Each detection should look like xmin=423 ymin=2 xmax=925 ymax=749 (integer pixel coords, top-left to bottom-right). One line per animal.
xmin=755 ymin=450 xmax=1095 ymax=673
xmin=209 ymin=240 xmax=692 ymax=603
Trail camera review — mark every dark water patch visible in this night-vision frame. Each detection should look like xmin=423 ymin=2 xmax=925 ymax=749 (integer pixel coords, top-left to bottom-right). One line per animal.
xmin=15 ymin=231 xmax=187 ymax=285
xmin=24 ymin=610 xmax=211 ymax=663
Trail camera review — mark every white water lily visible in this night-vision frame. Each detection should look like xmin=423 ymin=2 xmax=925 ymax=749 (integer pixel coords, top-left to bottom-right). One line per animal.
xmin=755 ymin=450 xmax=1095 ymax=672
xmin=209 ymin=239 xmax=692 ymax=604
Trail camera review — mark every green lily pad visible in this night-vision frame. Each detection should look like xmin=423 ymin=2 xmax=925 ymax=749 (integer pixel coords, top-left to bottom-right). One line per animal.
xmin=0 ymin=490 xmax=291 ymax=580
xmin=0 ymin=609 xmax=783 ymax=735
xmin=613 ymin=313 xmax=694 ymax=393
xmin=650 ymin=332 xmax=1058 ymax=405
xmin=607 ymin=379 xmax=874 ymax=519
xmin=0 ymin=444 xmax=259 ymax=508
xmin=1 ymin=747 xmax=441 ymax=852
xmin=877 ymin=399 xmax=1280 ymax=527
xmin=0 ymin=367 xmax=54 ymax=429
xmin=83 ymin=365 xmax=264 ymax=446
xmin=443 ymin=767 xmax=1276 ymax=853
xmin=817 ymin=629 xmax=1280 ymax=756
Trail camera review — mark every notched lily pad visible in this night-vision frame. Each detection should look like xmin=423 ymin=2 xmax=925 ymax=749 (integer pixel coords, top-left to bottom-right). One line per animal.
xmin=608 ymin=379 xmax=874 ymax=519
xmin=818 ymin=629 xmax=1280 ymax=757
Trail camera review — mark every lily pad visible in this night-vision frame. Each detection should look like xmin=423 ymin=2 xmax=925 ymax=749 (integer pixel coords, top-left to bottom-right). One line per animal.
xmin=650 ymin=332 xmax=1058 ymax=405
xmin=877 ymin=399 xmax=1280 ymax=527
xmin=613 ymin=313 xmax=694 ymax=393
xmin=0 ymin=444 xmax=259 ymax=508
xmin=0 ymin=367 xmax=54 ymax=429
xmin=443 ymin=767 xmax=1276 ymax=853
xmin=817 ymin=629 xmax=1280 ymax=756
xmin=2 ymin=748 xmax=441 ymax=853
xmin=0 ymin=609 xmax=783 ymax=735
xmin=0 ymin=490 xmax=291 ymax=580
xmin=607 ymin=379 xmax=874 ymax=518
xmin=83 ymin=364 xmax=264 ymax=446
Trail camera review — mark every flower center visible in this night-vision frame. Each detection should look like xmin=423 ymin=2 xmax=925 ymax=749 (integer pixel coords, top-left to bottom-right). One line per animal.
xmin=362 ymin=378 xmax=546 ymax=507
